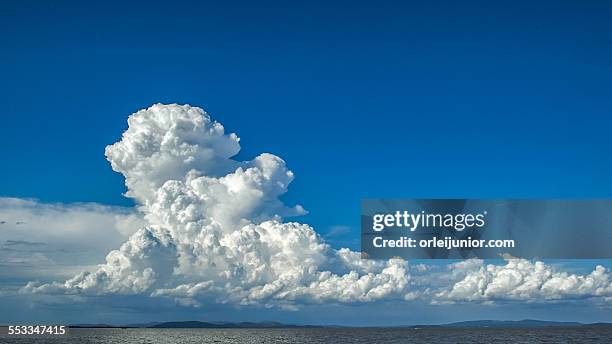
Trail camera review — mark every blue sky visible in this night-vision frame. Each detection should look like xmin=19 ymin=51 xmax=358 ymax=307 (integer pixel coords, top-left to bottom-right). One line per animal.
xmin=1 ymin=1 xmax=612 ymax=324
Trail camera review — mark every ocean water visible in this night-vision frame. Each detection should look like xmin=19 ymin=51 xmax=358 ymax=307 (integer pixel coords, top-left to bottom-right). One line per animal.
xmin=1 ymin=327 xmax=611 ymax=343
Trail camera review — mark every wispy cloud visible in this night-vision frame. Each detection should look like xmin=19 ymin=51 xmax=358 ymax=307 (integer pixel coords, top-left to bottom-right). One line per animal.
xmin=0 ymin=197 xmax=144 ymax=286
xmin=325 ymin=225 xmax=351 ymax=238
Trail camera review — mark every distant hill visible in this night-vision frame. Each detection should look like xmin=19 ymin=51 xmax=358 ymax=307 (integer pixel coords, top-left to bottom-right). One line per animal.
xmin=69 ymin=321 xmax=317 ymax=329
xmin=69 ymin=319 xmax=612 ymax=329
xmin=150 ymin=321 xmax=318 ymax=328
xmin=408 ymin=319 xmax=604 ymax=329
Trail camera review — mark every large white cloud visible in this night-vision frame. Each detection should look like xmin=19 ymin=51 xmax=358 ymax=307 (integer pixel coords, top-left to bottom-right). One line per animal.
xmin=21 ymin=104 xmax=411 ymax=307
xmin=19 ymin=103 xmax=612 ymax=308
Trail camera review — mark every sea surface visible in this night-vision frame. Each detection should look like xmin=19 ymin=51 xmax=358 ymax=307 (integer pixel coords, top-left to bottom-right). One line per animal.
xmin=1 ymin=327 xmax=611 ymax=343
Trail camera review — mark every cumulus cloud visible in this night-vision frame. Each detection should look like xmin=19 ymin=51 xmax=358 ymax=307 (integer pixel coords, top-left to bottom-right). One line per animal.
xmin=435 ymin=259 xmax=612 ymax=303
xmin=19 ymin=103 xmax=612 ymax=308
xmin=22 ymin=104 xmax=411 ymax=307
